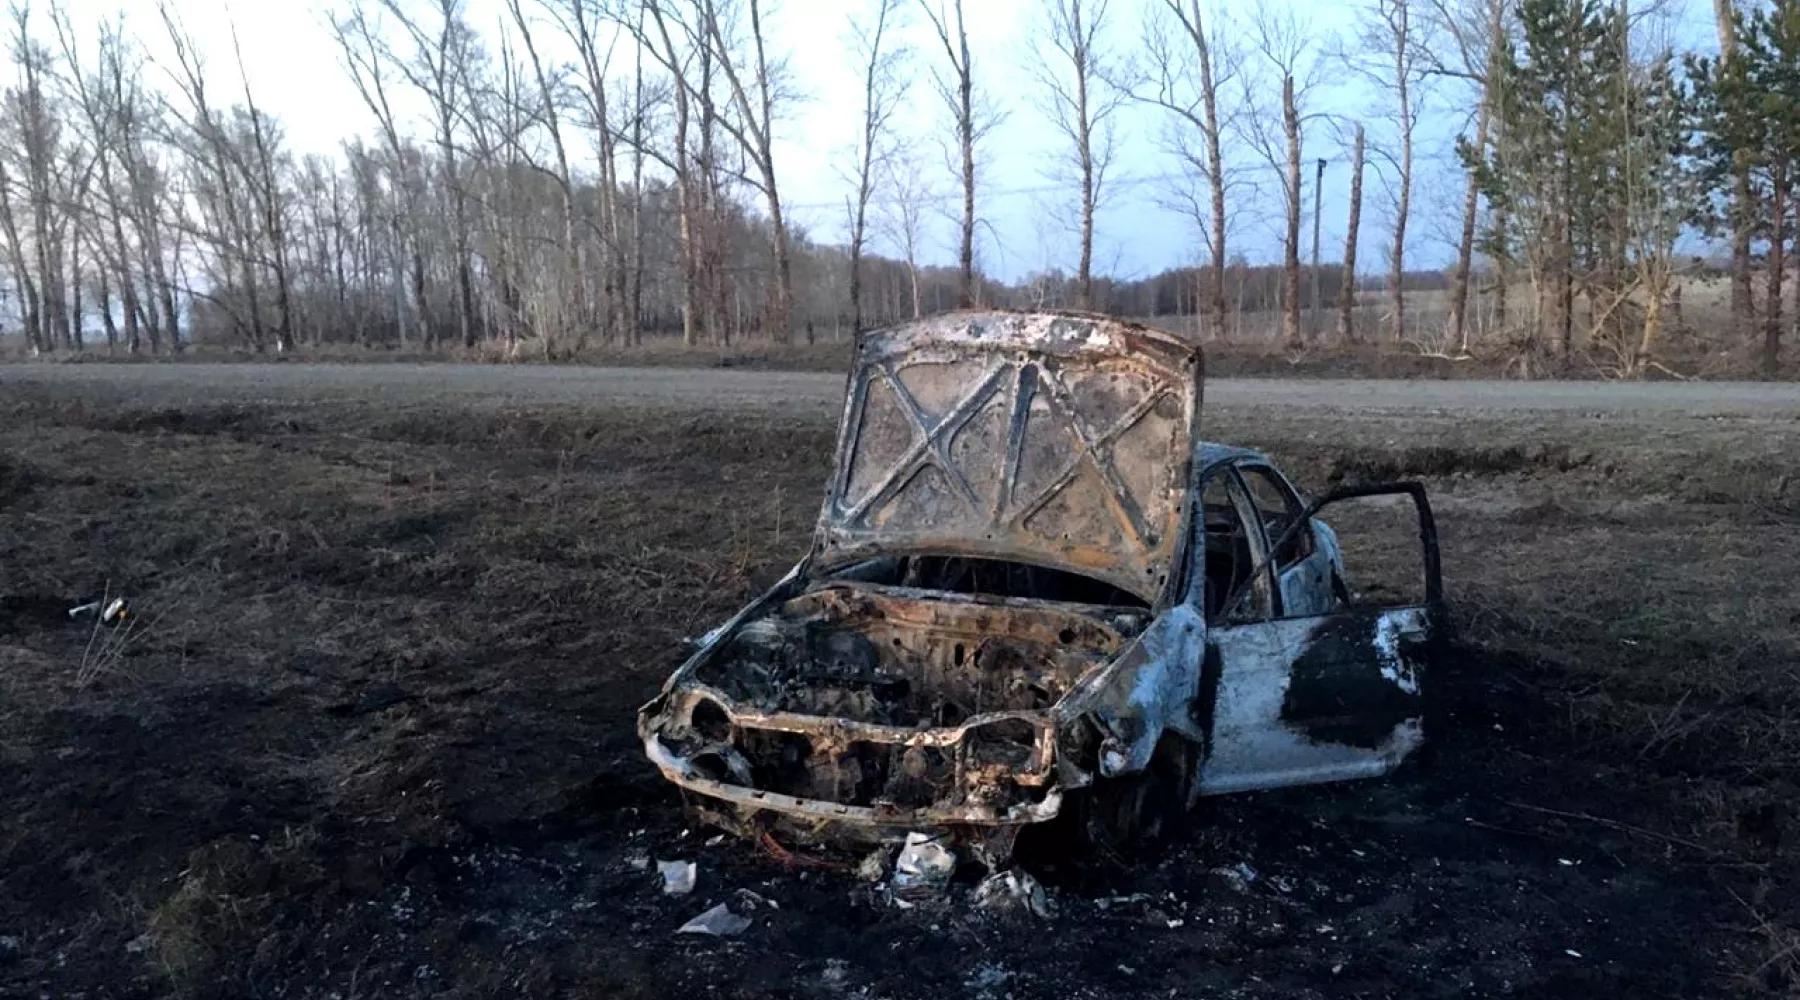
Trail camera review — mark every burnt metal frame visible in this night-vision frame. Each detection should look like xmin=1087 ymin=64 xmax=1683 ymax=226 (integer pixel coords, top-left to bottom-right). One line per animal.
xmin=1185 ymin=462 xmax=1277 ymax=622
xmin=1220 ymin=480 xmax=1444 ymax=620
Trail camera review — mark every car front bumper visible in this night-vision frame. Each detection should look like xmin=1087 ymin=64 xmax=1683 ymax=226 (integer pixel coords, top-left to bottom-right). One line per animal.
xmin=638 ymin=686 xmax=1077 ymax=844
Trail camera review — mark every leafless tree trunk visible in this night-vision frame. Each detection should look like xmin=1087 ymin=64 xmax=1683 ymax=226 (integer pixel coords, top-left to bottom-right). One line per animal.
xmin=56 ymin=9 xmax=144 ymax=353
xmin=332 ymin=2 xmax=427 ymax=346
xmin=8 ymin=6 xmax=69 ymax=351
xmin=1767 ymin=158 xmax=1787 ymax=375
xmin=921 ymin=0 xmax=979 ymax=308
xmin=161 ymin=2 xmax=266 ymax=350
xmin=67 ymin=231 xmax=83 ymax=347
xmin=693 ymin=37 xmax=730 ymax=344
xmin=702 ymin=0 xmax=793 ymax=339
xmin=643 ymin=1 xmax=704 ymax=345
xmin=1339 ymin=124 xmax=1365 ymax=342
xmin=1493 ymin=204 xmax=1509 ymax=338
xmin=1033 ymin=0 xmax=1122 ymax=310
xmin=92 ymin=230 xmax=117 ymax=353
xmin=510 ymin=0 xmax=580 ymax=354
xmin=1280 ymin=75 xmax=1302 ymax=346
xmin=1240 ymin=2 xmax=1317 ymax=348
xmin=547 ymin=0 xmax=628 ymax=347
xmin=846 ymin=0 xmax=907 ymax=334
xmin=0 ymin=158 xmax=41 ymax=353
xmin=231 ymin=24 xmax=294 ymax=352
xmin=1713 ymin=0 xmax=1755 ymax=340
xmin=1439 ymin=0 xmax=1503 ymax=353
xmin=1346 ymin=0 xmax=1425 ymax=343
xmin=1140 ymin=0 xmax=1236 ymax=340
xmin=883 ymin=151 xmax=931 ymax=319
xmin=629 ymin=27 xmax=646 ymax=346
xmin=1385 ymin=0 xmax=1416 ymax=342
xmin=382 ymin=0 xmax=478 ymax=349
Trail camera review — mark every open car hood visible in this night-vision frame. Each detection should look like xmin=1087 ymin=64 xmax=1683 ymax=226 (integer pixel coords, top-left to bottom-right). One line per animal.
xmin=814 ymin=312 xmax=1203 ymax=604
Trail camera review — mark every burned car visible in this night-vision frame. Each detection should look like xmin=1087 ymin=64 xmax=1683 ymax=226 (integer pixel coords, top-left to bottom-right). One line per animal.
xmin=639 ymin=311 xmax=1443 ymax=856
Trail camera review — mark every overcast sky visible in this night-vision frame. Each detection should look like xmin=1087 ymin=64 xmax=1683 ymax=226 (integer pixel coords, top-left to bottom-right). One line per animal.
xmin=51 ymin=0 xmax=1721 ymax=283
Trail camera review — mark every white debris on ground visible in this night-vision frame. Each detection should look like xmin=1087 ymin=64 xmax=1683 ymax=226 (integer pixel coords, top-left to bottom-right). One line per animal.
xmin=890 ymin=832 xmax=955 ymax=907
xmin=676 ymin=902 xmax=751 ymax=937
xmin=855 ymin=848 xmax=888 ymax=883
xmin=657 ymin=859 xmax=696 ymax=896
xmin=970 ymin=870 xmax=1055 ymax=919
xmin=673 ymin=888 xmax=778 ymax=938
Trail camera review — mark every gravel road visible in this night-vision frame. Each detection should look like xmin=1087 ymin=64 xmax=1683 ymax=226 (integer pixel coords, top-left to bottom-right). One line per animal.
xmin=4 ymin=362 xmax=1798 ymax=417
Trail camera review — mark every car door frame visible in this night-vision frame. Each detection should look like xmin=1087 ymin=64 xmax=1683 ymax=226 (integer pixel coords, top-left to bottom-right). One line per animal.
xmin=1186 ymin=461 xmax=1277 ymax=624
xmin=1234 ymin=460 xmax=1340 ymax=619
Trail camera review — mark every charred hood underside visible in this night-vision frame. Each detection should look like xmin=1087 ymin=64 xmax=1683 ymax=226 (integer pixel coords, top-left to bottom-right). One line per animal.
xmin=815 ymin=312 xmax=1203 ymax=605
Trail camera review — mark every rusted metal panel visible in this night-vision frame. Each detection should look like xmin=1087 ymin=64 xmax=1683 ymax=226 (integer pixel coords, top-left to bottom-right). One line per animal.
xmin=815 ymin=311 xmax=1202 ymax=605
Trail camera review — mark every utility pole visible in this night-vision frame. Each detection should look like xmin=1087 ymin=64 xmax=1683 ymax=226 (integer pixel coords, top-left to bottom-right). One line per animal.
xmin=1310 ymin=157 xmax=1326 ymax=338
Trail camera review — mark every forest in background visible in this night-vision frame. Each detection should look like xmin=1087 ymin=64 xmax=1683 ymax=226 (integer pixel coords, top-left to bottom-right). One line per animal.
xmin=0 ymin=0 xmax=1797 ymax=376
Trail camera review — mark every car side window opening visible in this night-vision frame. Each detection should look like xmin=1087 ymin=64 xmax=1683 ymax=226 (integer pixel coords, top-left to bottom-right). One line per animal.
xmin=1239 ymin=465 xmax=1312 ymax=571
xmin=1195 ymin=469 xmax=1274 ymax=624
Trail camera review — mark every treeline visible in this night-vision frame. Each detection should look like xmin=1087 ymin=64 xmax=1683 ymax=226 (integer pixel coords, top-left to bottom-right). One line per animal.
xmin=0 ymin=0 xmax=1794 ymax=373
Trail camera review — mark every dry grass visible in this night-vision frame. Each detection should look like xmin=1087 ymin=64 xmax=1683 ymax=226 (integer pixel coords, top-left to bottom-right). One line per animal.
xmin=0 ymin=385 xmax=1795 ymax=997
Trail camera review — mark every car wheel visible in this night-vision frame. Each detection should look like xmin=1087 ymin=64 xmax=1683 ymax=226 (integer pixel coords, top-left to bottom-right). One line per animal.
xmin=1078 ymin=733 xmax=1201 ymax=854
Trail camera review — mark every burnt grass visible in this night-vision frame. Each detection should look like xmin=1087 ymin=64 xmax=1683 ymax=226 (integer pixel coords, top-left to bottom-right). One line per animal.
xmin=1 ymin=384 xmax=1797 ymax=999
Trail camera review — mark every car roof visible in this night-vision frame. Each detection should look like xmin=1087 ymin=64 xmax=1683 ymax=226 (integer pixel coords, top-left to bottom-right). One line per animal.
xmin=1196 ymin=441 xmax=1271 ymax=470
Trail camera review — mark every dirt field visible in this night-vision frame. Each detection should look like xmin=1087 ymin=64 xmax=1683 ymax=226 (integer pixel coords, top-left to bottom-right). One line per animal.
xmin=2 ymin=365 xmax=1798 ymax=999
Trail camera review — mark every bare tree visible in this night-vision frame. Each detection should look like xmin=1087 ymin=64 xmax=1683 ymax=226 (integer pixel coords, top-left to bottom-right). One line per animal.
xmin=1139 ymin=0 xmax=1238 ymax=340
xmin=1344 ymin=0 xmax=1428 ymax=343
xmin=6 ymin=4 xmax=72 ymax=351
xmin=1029 ymin=0 xmax=1125 ymax=310
xmin=628 ymin=18 xmax=646 ymax=343
xmin=1424 ymin=0 xmax=1505 ymax=352
xmin=507 ymin=0 xmax=581 ymax=354
xmin=160 ymin=2 xmax=267 ymax=349
xmin=1339 ymin=123 xmax=1365 ymax=342
xmin=1240 ymin=2 xmax=1322 ymax=347
xmin=230 ymin=23 xmax=295 ymax=351
xmin=919 ymin=0 xmax=982 ymax=308
xmin=880 ymin=150 xmax=932 ymax=319
xmin=381 ymin=0 xmax=480 ymax=348
xmin=56 ymin=10 xmax=142 ymax=353
xmin=330 ymin=1 xmax=428 ymax=346
xmin=640 ymin=0 xmax=705 ymax=345
xmin=844 ymin=0 xmax=908 ymax=333
xmin=0 ymin=151 xmax=35 ymax=350
xmin=542 ymin=0 xmax=631 ymax=346
xmin=701 ymin=0 xmax=794 ymax=339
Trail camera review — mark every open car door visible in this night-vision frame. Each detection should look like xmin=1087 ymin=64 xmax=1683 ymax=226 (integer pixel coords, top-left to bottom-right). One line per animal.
xmin=1196 ymin=482 xmax=1444 ymax=795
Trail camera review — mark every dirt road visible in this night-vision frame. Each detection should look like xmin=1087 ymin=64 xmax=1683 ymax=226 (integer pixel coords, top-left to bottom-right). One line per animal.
xmin=5 ymin=361 xmax=1799 ymax=416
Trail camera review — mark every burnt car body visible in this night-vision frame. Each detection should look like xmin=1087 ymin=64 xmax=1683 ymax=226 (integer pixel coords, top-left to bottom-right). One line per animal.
xmin=639 ymin=311 xmax=1443 ymax=853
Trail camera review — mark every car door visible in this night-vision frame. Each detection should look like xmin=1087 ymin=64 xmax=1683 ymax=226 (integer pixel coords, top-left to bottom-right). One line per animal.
xmin=1193 ymin=481 xmax=1443 ymax=796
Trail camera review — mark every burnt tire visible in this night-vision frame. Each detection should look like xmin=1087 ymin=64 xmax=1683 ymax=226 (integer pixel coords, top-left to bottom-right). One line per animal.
xmin=1075 ymin=733 xmax=1202 ymax=857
